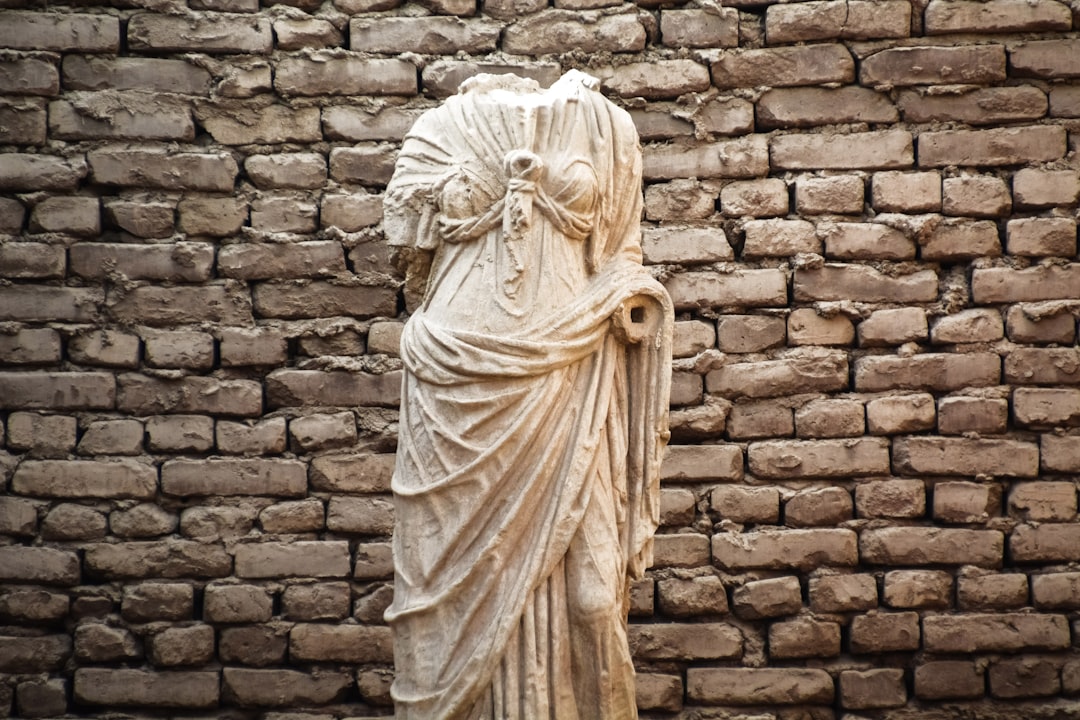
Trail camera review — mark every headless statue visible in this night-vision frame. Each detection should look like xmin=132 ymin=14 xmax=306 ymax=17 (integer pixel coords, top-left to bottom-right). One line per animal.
xmin=383 ymin=70 xmax=673 ymax=720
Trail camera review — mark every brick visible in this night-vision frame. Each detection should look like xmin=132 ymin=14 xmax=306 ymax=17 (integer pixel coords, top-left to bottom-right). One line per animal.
xmin=743 ymin=218 xmax=821 ymax=257
xmin=502 ymin=10 xmax=644 ymax=54
xmin=0 ymin=153 xmax=87 ymax=191
xmin=89 ymin=149 xmax=237 ymax=192
xmin=86 ymin=541 xmax=231 ymax=579
xmin=726 ymin=400 xmax=793 ymax=440
xmin=219 ymin=624 xmax=288 ymax=665
xmin=244 ymin=153 xmax=325 ymax=190
xmin=1042 ymin=435 xmax=1080 ymax=472
xmin=750 ymin=438 xmax=889 ymax=479
xmin=796 ymin=176 xmax=863 ymax=215
xmin=354 ymin=542 xmax=393 ymax=580
xmin=109 ymin=281 xmax=249 ymax=325
xmin=644 ymin=135 xmax=768 ymax=180
xmin=785 ymin=487 xmax=853 ymax=527
xmin=109 ymin=504 xmax=178 ymax=538
xmin=275 ymin=55 xmax=416 ymax=96
xmin=629 ymin=623 xmax=741 ymax=660
xmin=635 ymin=673 xmax=682 ymax=712
xmin=0 ymin=546 xmax=79 ymax=585
xmin=321 ymin=193 xmax=382 ymax=231
xmin=75 ymin=669 xmax=218 ymax=708
xmin=923 ymin=613 xmax=1070 ymax=652
xmin=42 ymin=503 xmax=107 ymax=540
xmin=195 ymin=101 xmax=319 ymax=145
xmin=162 ymin=458 xmax=306 ymax=497
xmin=693 ymin=97 xmax=754 ymax=136
xmin=323 ymin=106 xmax=422 ymax=143
xmin=757 ymin=86 xmax=897 ymax=130
xmin=644 ymin=181 xmax=717 ymax=222
xmin=234 ymin=540 xmax=350 ymax=578
xmin=49 ymin=97 xmax=193 ymax=141
xmin=0 ymin=635 xmax=71 ymax=672
xmin=850 ymin=611 xmax=920 ymax=652
xmin=883 ymin=569 xmax=951 ymax=608
xmin=72 ymin=242 xmax=213 ymax=282
xmin=0 ymin=57 xmax=59 ymax=96
xmin=66 ymin=330 xmax=138 ymax=369
xmin=715 ymin=315 xmax=785 ymax=353
xmin=934 ymin=481 xmax=1000 ymax=523
xmin=719 ymin=179 xmax=787 ymax=217
xmin=1013 ymin=168 xmax=1080 ymax=208
xmin=926 ymin=0 xmax=1071 ymax=33
xmin=274 ymin=18 xmax=342 ymax=49
xmin=856 ymin=479 xmax=925 ymax=519
xmin=961 ymin=573 xmax=1033 ymax=609
xmin=809 ymin=573 xmax=877 ymax=612
xmin=795 ymin=265 xmax=937 ymax=303
xmin=0 ymin=496 xmax=38 ymax=536
xmin=859 ymin=307 xmax=927 ymax=346
xmin=660 ymin=7 xmax=738 ymax=48
xmin=307 ymin=455 xmax=393 ymax=496
xmin=266 ymin=369 xmax=400 ymax=408
xmin=0 ymin=196 xmax=25 ymax=232
xmin=174 ymin=195 xmax=244 ymax=236
xmin=181 ymin=505 xmax=256 ymax=542
xmin=840 ymin=668 xmax=906 ymax=710
xmin=712 ymin=44 xmax=853 ymax=88
xmin=932 ymin=308 xmax=1005 ymax=345
xmin=713 ymin=528 xmax=857 ymax=570
xmin=0 ymin=98 xmax=46 ymax=145
xmin=771 ymin=130 xmax=913 ymax=170
xmin=595 ymin=60 xmax=709 ymax=100
xmin=128 ymin=13 xmax=271 ymax=53
xmin=943 ymin=175 xmax=1011 ymax=217
xmin=0 ymin=12 xmax=119 ymax=52
xmin=872 ymin=171 xmax=942 ymax=213
xmin=287 ymin=623 xmax=393 ymax=665
xmin=990 ymin=657 xmax=1059 ymax=699
xmin=203 ymin=584 xmax=274 ymax=624
xmin=664 ymin=268 xmax=786 ymax=310
xmin=12 ymin=458 xmax=154 ymax=499
xmin=218 ymin=327 xmax=287 ymax=368
xmin=1032 ymin=572 xmax=1080 ymax=610
xmin=855 ymin=353 xmax=1000 ymax=392
xmin=937 ymin=396 xmax=1008 ymax=435
xmin=279 ymin=582 xmax=348 ymax=620
xmin=368 ymin=322 xmax=404 ymax=357
xmin=1006 ymin=217 xmax=1077 ymax=257
xmin=213 ymin=418 xmax=284 ymax=456
xmin=767 ymin=0 xmax=909 ymax=43
xmin=420 ymin=60 xmax=561 ymax=98
xmin=656 ymin=575 xmax=727 ymax=617
xmin=1014 ymin=388 xmax=1080 ymax=427
xmin=216 ymin=63 xmax=272 ymax=97
xmin=1011 ymin=523 xmax=1080 ymax=562
xmin=148 ymin=624 xmax=214 ymax=667
xmin=15 ymin=679 xmax=67 ymax=717
xmin=1011 ymin=39 xmax=1080 ymax=78
xmin=118 ymin=375 xmax=261 ymax=416
xmin=861 ymin=45 xmax=1005 ymax=86
xmin=62 ymin=55 xmax=212 ymax=94
xmin=652 ymin=533 xmax=710 ymax=568
xmin=861 ymin=527 xmax=1003 ymax=566
xmin=259 ymin=499 xmax=325 ymax=534
xmin=669 ymin=372 xmax=702 ymax=407
xmin=919 ymin=125 xmax=1067 ymax=167
xmin=0 ymin=370 xmax=114 ymax=410
xmin=1006 ymin=306 xmax=1076 ymax=344
xmin=895 ymin=436 xmax=1037 ymax=477
xmin=672 ymin=320 xmax=716 ymax=358
xmin=27 ymin=197 xmax=98 ymax=237
xmin=1006 ymin=347 xmax=1080 ymax=385
xmin=973 ymin=264 xmax=1080 ymax=303
xmin=769 ymin=617 xmax=839 ymax=659
xmin=219 ymin=242 xmax=344 ymax=281
xmin=0 ymin=328 xmax=60 ymax=364
xmin=710 ymin=485 xmax=779 ymax=523
xmin=661 ymin=445 xmax=742 ymax=483
xmin=351 ymin=16 xmax=499 ymax=54
xmin=687 ymin=668 xmax=833 ymax=705
xmin=142 ymin=331 xmax=213 ymax=371
xmin=1050 ymin=85 xmax=1080 ymax=116
xmin=223 ymin=668 xmax=351 ymax=705
xmin=329 ymin=145 xmax=397 ymax=186
xmin=899 ymin=86 xmax=1047 ymax=125
xmin=628 ymin=111 xmax=690 ymax=141
xmin=326 ymin=495 xmax=393 ymax=535
xmin=915 ymin=661 xmax=984 ymax=699
xmin=707 ymin=349 xmax=848 ymax=399
xmin=731 ymin=576 xmax=800 ymax=619
xmin=787 ymin=308 xmax=855 ymax=346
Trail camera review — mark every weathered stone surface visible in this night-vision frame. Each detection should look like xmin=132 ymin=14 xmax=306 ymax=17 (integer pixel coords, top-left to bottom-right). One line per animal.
xmin=0 ymin=546 xmax=80 ymax=585
xmin=713 ymin=528 xmax=857 ymax=570
xmin=960 ymin=574 xmax=1031 ymax=610
xmin=732 ymin=576 xmax=801 ymax=619
xmin=148 ymin=624 xmax=215 ymax=667
xmin=915 ymin=661 xmax=985 ymax=700
xmin=421 ymin=60 xmax=561 ymax=98
xmin=595 ymin=60 xmax=710 ymax=100
xmin=973 ymin=264 xmax=1080 ymax=302
xmin=89 ymin=149 xmax=237 ymax=192
xmin=503 ymin=10 xmax=645 ymax=54
xmin=290 ymin=623 xmax=393 ymax=663
xmin=13 ymin=459 xmax=155 ymax=499
xmin=687 ymin=668 xmax=833 ymax=705
xmin=715 ymin=315 xmax=785 ymax=353
xmin=922 ymin=613 xmax=1070 ymax=652
xmin=0 ymin=153 xmax=87 ymax=191
xmin=786 ymin=487 xmax=854 ymax=527
xmin=266 ymin=369 xmax=400 ymax=408
xmin=841 ymin=668 xmax=907 ymax=710
xmin=326 ymin=495 xmax=394 ymax=535
xmin=919 ymin=126 xmax=1067 ymax=167
xmin=281 ymin=582 xmax=349 ymax=620
xmin=351 ymin=16 xmax=500 ymax=54
xmin=1011 ymin=524 xmax=1080 ymax=562
xmin=769 ymin=617 xmax=840 ymax=658
xmin=926 ymin=0 xmax=1072 ymax=34
xmin=128 ymin=13 xmax=272 ymax=54
xmin=234 ymin=541 xmax=350 ymax=578
xmin=162 ymin=458 xmax=306 ymax=497
xmin=883 ymin=569 xmax=952 ymax=608
xmin=49 ymin=97 xmax=193 ymax=141
xmin=85 ymin=541 xmax=232 ymax=579
xmin=708 ymin=350 xmax=848 ymax=399
xmin=855 ymin=353 xmax=1000 ymax=392
xmin=660 ymin=7 xmax=737 ymax=48
xmin=62 ymin=55 xmax=211 ymax=94
xmin=72 ymin=242 xmax=213 ymax=282
xmin=222 ymin=668 xmax=351 ymax=706
xmin=42 ymin=503 xmax=107 ymax=540
xmin=275 ymin=55 xmax=416 ymax=96
xmin=893 ymin=436 xmax=1038 ymax=477
xmin=118 ymin=374 xmax=262 ymax=416
xmin=900 ymin=86 xmax=1047 ymax=125
xmin=0 ymin=12 xmax=119 ymax=52
xmin=861 ymin=45 xmax=1005 ymax=86
xmin=767 ymin=0 xmax=909 ymax=43
xmin=75 ymin=668 xmax=219 ymax=708
xmin=850 ymin=611 xmax=921 ymax=652
xmin=771 ymin=130 xmax=913 ymax=170
xmin=860 ymin=527 xmax=1003 ymax=566
xmin=0 ymin=635 xmax=72 ymax=672
xmin=743 ymin=218 xmax=821 ymax=257
xmin=1011 ymin=39 xmax=1080 ymax=78
xmin=856 ymin=479 xmax=926 ymax=519
xmin=629 ymin=623 xmax=741 ymax=660
xmin=0 ymin=57 xmax=59 ymax=96
xmin=749 ymin=438 xmax=889 ymax=479
xmin=195 ymin=101 xmax=319 ymax=145
xmin=712 ymin=44 xmax=854 ymax=88
xmin=644 ymin=135 xmax=769 ymax=180
xmin=809 ymin=573 xmax=877 ymax=612
xmin=795 ymin=265 xmax=936 ymax=302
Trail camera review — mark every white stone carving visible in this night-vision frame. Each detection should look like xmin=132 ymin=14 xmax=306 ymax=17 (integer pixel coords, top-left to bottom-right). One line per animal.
xmin=383 ymin=70 xmax=673 ymax=720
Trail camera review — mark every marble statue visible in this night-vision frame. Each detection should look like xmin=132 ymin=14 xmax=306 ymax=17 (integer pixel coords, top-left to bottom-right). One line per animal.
xmin=382 ymin=70 xmax=673 ymax=720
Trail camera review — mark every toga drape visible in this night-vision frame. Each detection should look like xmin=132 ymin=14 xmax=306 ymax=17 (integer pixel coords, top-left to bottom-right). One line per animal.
xmin=382 ymin=71 xmax=673 ymax=720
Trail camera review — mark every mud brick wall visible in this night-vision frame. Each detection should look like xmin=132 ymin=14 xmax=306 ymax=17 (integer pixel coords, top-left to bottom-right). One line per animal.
xmin=1 ymin=0 xmax=1079 ymax=716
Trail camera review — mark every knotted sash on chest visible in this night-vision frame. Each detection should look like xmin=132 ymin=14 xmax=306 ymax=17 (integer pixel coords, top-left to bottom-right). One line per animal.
xmin=437 ymin=150 xmax=596 ymax=293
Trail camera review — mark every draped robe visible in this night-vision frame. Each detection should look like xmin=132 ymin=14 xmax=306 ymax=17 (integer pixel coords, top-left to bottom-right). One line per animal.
xmin=382 ymin=71 xmax=673 ymax=720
